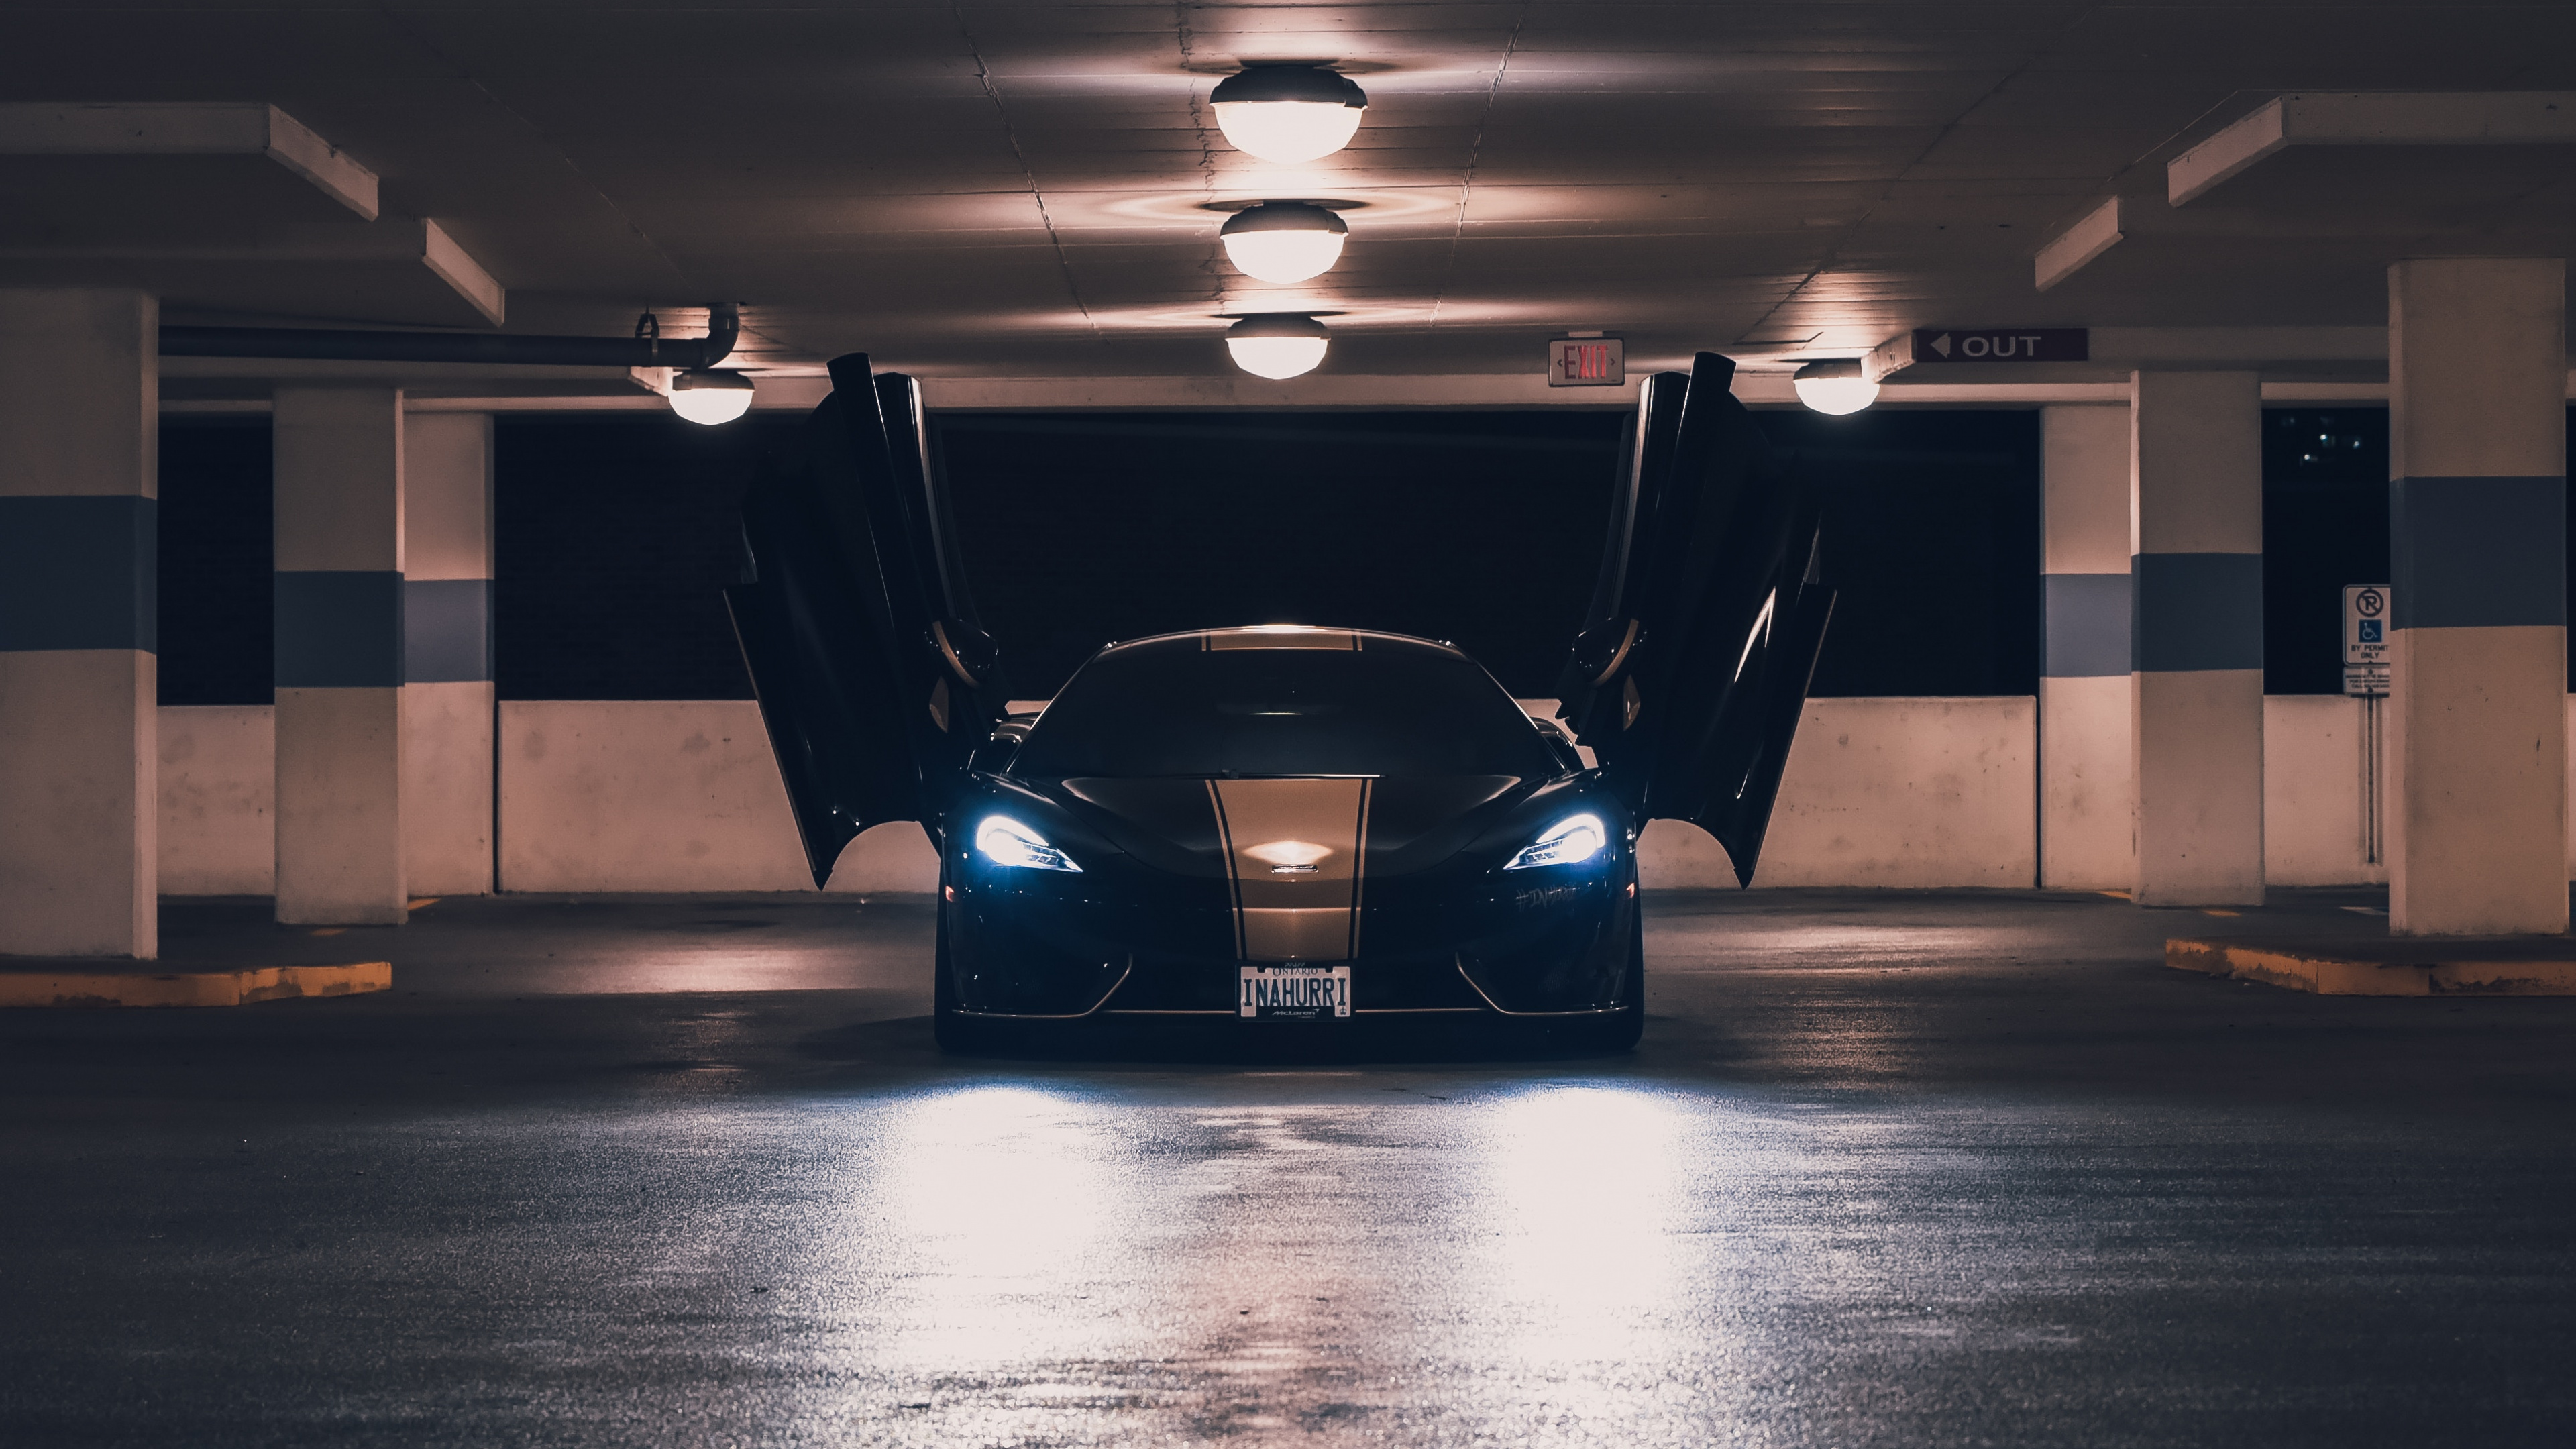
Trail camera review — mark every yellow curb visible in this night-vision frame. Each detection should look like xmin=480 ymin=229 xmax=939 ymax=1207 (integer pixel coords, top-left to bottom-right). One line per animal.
xmin=2167 ymin=939 xmax=2576 ymax=996
xmin=0 ymin=963 xmax=392 ymax=1008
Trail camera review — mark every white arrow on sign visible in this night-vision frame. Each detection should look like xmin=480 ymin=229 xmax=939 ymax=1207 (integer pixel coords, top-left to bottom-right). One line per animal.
xmin=1929 ymin=332 xmax=1952 ymax=358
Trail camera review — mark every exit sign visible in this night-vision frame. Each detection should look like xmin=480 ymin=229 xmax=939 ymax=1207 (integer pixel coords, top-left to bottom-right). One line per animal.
xmin=1548 ymin=336 xmax=1625 ymax=386
xmin=1912 ymin=327 xmax=2088 ymax=362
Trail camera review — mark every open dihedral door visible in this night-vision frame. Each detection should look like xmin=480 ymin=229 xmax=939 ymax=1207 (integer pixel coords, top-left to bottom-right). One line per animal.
xmin=1553 ymin=351 xmax=1837 ymax=886
xmin=726 ymin=354 xmax=1003 ymax=885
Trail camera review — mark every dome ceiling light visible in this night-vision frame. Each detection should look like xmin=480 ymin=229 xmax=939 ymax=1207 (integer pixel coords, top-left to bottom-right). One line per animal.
xmin=1226 ymin=313 xmax=1331 ymax=380
xmin=1220 ymin=201 xmax=1349 ymax=284
xmin=1210 ymin=65 xmax=1368 ymax=164
xmin=668 ymin=367 xmax=755 ymax=425
xmin=1792 ymin=358 xmax=1880 ymax=415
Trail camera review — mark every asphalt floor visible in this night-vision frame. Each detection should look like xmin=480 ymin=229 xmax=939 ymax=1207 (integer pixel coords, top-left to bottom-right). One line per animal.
xmin=2 ymin=888 xmax=2571 ymax=1447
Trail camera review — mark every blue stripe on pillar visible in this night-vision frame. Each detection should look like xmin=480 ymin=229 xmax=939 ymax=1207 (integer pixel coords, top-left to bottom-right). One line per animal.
xmin=275 ymin=571 xmax=404 ymax=688
xmin=2390 ymin=475 xmax=2567 ymax=630
xmin=2042 ymin=572 xmax=2131 ymax=678
xmin=2132 ymin=553 xmax=2263 ymax=673
xmin=403 ymin=578 xmax=492 ymax=683
xmin=0 ymin=496 xmax=156 ymax=652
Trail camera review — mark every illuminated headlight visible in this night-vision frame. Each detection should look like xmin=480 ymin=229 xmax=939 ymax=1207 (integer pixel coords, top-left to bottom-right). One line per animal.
xmin=1504 ymin=813 xmax=1609 ymax=871
xmin=975 ymin=816 xmax=1081 ymax=873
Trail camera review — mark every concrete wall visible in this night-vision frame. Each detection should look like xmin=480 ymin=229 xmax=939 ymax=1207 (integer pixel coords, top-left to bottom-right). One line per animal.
xmin=1640 ymin=696 xmax=2039 ymax=889
xmin=495 ymin=700 xmax=936 ymax=895
xmin=159 ymin=705 xmax=274 ymax=895
xmin=166 ymin=694 xmax=2557 ymax=895
xmin=2265 ymin=695 xmax=2387 ymax=887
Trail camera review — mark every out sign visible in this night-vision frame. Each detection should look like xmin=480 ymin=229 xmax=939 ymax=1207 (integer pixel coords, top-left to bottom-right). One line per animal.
xmin=1548 ymin=337 xmax=1625 ymax=386
xmin=1913 ymin=327 xmax=2088 ymax=363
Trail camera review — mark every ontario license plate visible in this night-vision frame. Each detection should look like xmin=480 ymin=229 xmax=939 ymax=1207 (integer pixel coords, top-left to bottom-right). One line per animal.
xmin=1238 ymin=964 xmax=1351 ymax=1020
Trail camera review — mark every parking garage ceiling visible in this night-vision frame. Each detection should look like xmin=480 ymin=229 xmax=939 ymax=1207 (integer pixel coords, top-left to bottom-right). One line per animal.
xmin=5 ymin=3 xmax=2575 ymax=390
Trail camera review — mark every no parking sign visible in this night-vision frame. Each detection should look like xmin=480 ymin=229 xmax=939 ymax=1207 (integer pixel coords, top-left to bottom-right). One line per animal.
xmin=2343 ymin=585 xmax=2391 ymax=696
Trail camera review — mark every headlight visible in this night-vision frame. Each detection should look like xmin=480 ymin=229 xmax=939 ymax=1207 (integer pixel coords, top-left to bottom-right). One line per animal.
xmin=1504 ymin=813 xmax=1609 ymax=870
xmin=975 ymin=816 xmax=1082 ymax=873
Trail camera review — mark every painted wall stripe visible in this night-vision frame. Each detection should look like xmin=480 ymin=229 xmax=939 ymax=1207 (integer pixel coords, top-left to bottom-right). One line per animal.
xmin=403 ymin=578 xmax=492 ymax=683
xmin=274 ymin=570 xmax=403 ymax=688
xmin=2041 ymin=572 xmax=2130 ymax=678
xmin=2390 ymin=475 xmax=2567 ymax=630
xmin=0 ymin=496 xmax=156 ymax=653
xmin=2131 ymin=552 xmax=2263 ymax=674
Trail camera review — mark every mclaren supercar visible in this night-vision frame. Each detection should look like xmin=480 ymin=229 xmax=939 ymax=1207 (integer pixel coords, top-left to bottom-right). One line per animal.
xmin=726 ymin=350 xmax=1833 ymax=1053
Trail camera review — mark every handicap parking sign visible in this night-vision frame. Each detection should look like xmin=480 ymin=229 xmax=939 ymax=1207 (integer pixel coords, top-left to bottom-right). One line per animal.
xmin=2343 ymin=584 xmax=2392 ymax=696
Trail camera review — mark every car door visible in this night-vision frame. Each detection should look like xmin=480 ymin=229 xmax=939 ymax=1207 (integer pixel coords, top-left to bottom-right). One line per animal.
xmin=1552 ymin=351 xmax=1837 ymax=885
xmin=725 ymin=354 xmax=1003 ymax=885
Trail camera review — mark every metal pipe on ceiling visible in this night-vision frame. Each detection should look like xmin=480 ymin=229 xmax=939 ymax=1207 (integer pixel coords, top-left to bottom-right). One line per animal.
xmin=159 ymin=303 xmax=739 ymax=370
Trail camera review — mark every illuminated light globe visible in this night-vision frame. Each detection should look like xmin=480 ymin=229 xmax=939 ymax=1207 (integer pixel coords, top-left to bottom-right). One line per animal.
xmin=1220 ymin=201 xmax=1349 ymax=284
xmin=1210 ymin=66 xmax=1368 ymax=164
xmin=1225 ymin=313 xmax=1331 ymax=380
xmin=1792 ymin=358 xmax=1879 ymax=416
xmin=668 ymin=368 xmax=755 ymax=425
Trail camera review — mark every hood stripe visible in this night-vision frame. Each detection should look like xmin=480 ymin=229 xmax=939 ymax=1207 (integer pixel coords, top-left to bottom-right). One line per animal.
xmin=1208 ymin=777 xmax=1374 ymax=962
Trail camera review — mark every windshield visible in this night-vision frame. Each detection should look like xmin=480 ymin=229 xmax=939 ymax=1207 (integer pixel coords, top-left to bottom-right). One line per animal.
xmin=1012 ymin=643 xmax=1559 ymax=779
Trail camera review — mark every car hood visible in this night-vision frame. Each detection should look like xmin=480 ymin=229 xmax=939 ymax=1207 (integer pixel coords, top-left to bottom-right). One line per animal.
xmin=1031 ymin=774 xmax=1542 ymax=881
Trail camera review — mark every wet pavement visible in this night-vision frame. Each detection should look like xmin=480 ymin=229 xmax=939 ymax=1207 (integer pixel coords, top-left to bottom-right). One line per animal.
xmin=3 ymin=889 xmax=2572 ymax=1446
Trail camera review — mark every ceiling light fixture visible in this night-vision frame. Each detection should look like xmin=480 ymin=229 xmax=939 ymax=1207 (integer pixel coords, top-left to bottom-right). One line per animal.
xmin=1225 ymin=314 xmax=1331 ymax=380
xmin=1792 ymin=358 xmax=1879 ymax=415
xmin=1220 ymin=202 xmax=1349 ymax=283
xmin=1210 ymin=65 xmax=1368 ymax=164
xmin=668 ymin=368 xmax=755 ymax=425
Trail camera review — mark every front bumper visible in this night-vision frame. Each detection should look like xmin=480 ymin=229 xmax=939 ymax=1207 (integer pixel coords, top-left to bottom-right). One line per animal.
xmin=945 ymin=855 xmax=1637 ymax=1020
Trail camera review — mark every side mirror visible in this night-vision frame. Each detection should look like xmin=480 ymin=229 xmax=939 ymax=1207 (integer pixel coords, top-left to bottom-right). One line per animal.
xmin=1527 ymin=713 xmax=1591 ymax=775
xmin=970 ymin=719 xmax=1032 ymax=774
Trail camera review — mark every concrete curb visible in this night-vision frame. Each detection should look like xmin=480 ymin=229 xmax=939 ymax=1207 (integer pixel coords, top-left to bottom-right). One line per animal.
xmin=0 ymin=963 xmax=392 ymax=1008
xmin=2168 ymin=938 xmax=2576 ymax=996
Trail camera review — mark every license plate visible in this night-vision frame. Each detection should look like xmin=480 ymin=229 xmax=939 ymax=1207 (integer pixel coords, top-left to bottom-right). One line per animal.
xmin=1238 ymin=964 xmax=1351 ymax=1020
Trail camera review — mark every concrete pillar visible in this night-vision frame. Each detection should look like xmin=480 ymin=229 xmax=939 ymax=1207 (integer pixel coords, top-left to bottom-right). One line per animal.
xmin=401 ymin=412 xmax=494 ymax=895
xmin=2130 ymin=370 xmax=2265 ymax=906
xmin=273 ymin=388 xmax=407 ymax=925
xmin=2386 ymin=258 xmax=2568 ymax=936
xmin=2039 ymin=404 xmax=2135 ymax=889
xmin=0 ymin=290 xmax=158 ymax=957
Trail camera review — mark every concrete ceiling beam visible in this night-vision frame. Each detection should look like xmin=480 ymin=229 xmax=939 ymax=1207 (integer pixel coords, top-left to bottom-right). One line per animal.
xmin=2034 ymin=197 xmax=2123 ymax=292
xmin=0 ymin=216 xmax=506 ymax=327
xmin=0 ymin=102 xmax=378 ymax=220
xmin=2168 ymin=92 xmax=2576 ymax=207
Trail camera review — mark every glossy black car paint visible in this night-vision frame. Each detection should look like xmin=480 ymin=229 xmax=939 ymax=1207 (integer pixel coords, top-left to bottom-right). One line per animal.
xmin=938 ymin=645 xmax=1640 ymax=1023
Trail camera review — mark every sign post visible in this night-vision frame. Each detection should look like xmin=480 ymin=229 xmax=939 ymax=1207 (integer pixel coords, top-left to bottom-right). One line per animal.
xmin=2343 ymin=584 xmax=2392 ymax=866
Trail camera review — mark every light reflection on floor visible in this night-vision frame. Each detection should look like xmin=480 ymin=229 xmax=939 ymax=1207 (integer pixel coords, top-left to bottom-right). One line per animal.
xmin=872 ymin=1085 xmax=1136 ymax=1371
xmin=786 ymin=1073 xmax=1774 ymax=1441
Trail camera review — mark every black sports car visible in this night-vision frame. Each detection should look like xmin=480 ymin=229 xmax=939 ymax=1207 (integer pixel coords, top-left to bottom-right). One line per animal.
xmin=725 ymin=350 xmax=1833 ymax=1052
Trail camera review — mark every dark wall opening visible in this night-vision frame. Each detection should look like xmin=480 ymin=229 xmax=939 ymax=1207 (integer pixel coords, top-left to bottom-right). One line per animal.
xmin=1758 ymin=409 xmax=2041 ymax=698
xmin=932 ymin=411 xmax=1626 ymax=698
xmin=158 ymin=419 xmax=272 ymax=706
xmin=2263 ymin=408 xmax=2392 ymax=694
xmin=938 ymin=407 xmax=2043 ymax=701
xmin=492 ymin=414 xmax=801 ymax=700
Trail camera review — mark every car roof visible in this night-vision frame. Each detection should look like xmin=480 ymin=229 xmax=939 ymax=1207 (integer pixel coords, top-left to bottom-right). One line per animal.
xmin=1095 ymin=626 xmax=1470 ymax=660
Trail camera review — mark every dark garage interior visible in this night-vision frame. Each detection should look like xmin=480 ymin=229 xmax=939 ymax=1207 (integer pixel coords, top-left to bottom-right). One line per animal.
xmin=9 ymin=5 xmax=2576 ymax=1446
